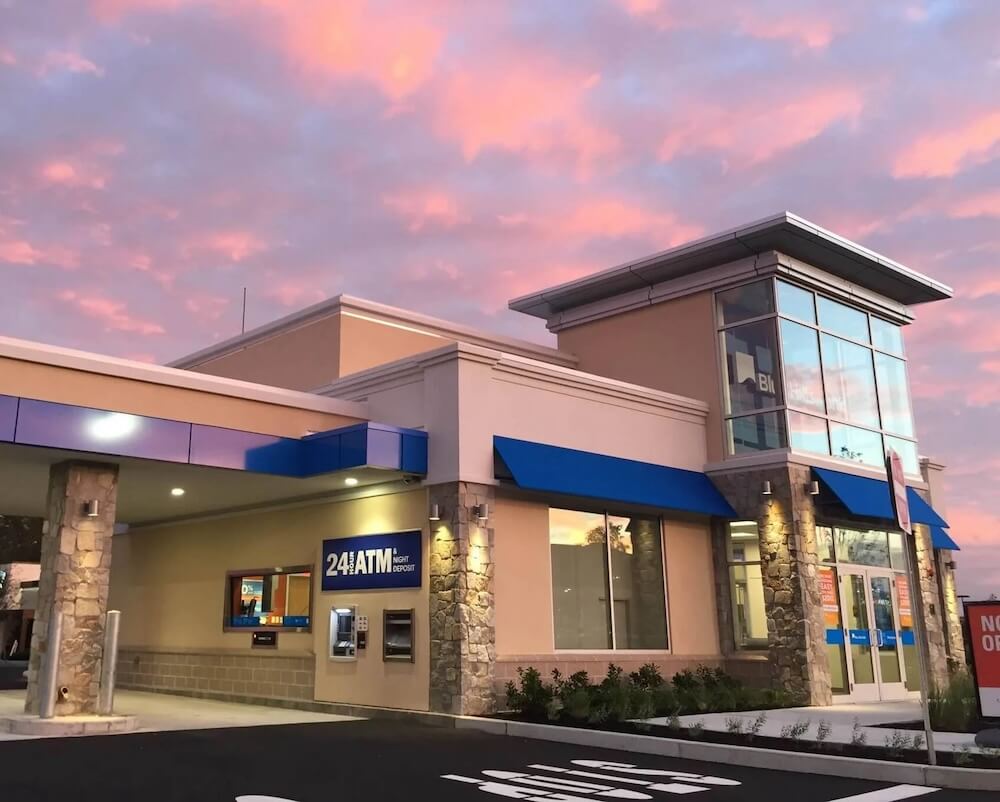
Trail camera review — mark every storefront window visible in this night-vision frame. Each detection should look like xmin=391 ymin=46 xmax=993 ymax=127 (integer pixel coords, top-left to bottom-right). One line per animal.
xmin=726 ymin=522 xmax=768 ymax=650
xmin=821 ymin=334 xmax=880 ymax=429
xmin=829 ymin=422 xmax=884 ymax=468
xmin=549 ymin=508 xmax=668 ymax=650
xmin=788 ymin=410 xmax=830 ymax=456
xmin=885 ymin=436 xmax=920 ymax=477
xmin=723 ymin=320 xmax=783 ymax=415
xmin=871 ymin=317 xmax=905 ymax=356
xmin=727 ymin=411 xmax=787 ymax=454
xmin=226 ymin=567 xmax=312 ymax=629
xmin=780 ymin=319 xmax=825 ymax=415
xmin=717 ymin=280 xmax=774 ymax=326
xmin=875 ymin=354 xmax=915 ymax=437
xmin=818 ymin=296 xmax=870 ymax=344
xmin=833 ymin=528 xmax=891 ymax=568
xmin=776 ymin=280 xmax=816 ymax=324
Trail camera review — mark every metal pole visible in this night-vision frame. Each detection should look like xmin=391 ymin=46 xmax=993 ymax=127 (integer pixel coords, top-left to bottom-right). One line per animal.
xmin=97 ymin=610 xmax=121 ymax=716
xmin=905 ymin=528 xmax=937 ymax=765
xmin=38 ymin=610 xmax=63 ymax=720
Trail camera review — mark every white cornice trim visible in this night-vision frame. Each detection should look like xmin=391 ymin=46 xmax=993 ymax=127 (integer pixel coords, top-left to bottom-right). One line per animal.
xmin=168 ymin=294 xmax=576 ymax=370
xmin=318 ymin=340 xmax=709 ymax=419
xmin=704 ymin=450 xmax=929 ymax=490
xmin=0 ymin=334 xmax=367 ymax=418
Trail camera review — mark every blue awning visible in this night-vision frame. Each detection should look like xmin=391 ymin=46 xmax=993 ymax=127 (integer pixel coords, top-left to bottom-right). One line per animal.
xmin=493 ymin=436 xmax=736 ymax=517
xmin=931 ymin=526 xmax=961 ymax=551
xmin=812 ymin=467 xmax=949 ymax=528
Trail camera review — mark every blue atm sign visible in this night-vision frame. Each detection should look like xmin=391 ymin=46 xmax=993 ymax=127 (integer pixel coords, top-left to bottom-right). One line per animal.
xmin=322 ymin=531 xmax=422 ymax=591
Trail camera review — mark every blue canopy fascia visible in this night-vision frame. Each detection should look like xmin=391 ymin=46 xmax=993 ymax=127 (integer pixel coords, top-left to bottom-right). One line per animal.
xmin=812 ymin=466 xmax=949 ymax=529
xmin=0 ymin=394 xmax=427 ymax=478
xmin=493 ymin=435 xmax=736 ymax=517
xmin=930 ymin=526 xmax=961 ymax=551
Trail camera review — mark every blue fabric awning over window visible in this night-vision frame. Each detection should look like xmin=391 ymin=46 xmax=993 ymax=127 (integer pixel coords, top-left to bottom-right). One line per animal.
xmin=493 ymin=436 xmax=736 ymax=517
xmin=813 ymin=467 xmax=949 ymax=529
xmin=931 ymin=526 xmax=961 ymax=551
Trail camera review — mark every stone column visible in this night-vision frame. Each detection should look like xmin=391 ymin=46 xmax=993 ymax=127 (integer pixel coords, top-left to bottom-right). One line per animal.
xmin=913 ymin=524 xmax=950 ymax=688
xmin=427 ymin=482 xmax=495 ymax=716
xmin=25 ymin=462 xmax=119 ymax=716
xmin=712 ymin=465 xmax=832 ymax=705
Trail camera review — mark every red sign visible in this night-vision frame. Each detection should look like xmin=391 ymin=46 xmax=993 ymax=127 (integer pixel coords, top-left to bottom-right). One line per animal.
xmin=886 ymin=449 xmax=911 ymax=535
xmin=818 ymin=567 xmax=840 ymax=628
xmin=896 ymin=575 xmax=913 ymax=629
xmin=967 ymin=601 xmax=1000 ymax=719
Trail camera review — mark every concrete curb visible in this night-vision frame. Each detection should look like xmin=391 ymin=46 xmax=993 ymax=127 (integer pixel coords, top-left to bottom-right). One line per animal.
xmin=1 ymin=714 xmax=139 ymax=737
xmin=454 ymin=718 xmax=1000 ymax=792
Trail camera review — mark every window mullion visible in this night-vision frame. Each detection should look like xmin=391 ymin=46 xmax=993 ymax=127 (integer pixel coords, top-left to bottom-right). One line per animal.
xmin=605 ymin=511 xmax=617 ymax=650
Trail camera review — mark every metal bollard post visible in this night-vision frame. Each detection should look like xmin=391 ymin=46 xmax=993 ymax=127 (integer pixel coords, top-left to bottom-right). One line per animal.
xmin=38 ymin=610 xmax=63 ymax=720
xmin=97 ymin=610 xmax=121 ymax=716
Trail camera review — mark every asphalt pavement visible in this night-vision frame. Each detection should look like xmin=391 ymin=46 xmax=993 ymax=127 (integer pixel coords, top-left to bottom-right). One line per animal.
xmin=0 ymin=717 xmax=992 ymax=801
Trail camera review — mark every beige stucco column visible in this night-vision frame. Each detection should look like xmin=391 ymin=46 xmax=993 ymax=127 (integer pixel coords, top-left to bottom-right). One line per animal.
xmin=25 ymin=461 xmax=119 ymax=715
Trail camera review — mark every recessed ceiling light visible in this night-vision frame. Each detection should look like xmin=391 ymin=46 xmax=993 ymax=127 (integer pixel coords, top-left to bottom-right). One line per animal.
xmin=344 ymin=477 xmax=359 ymax=487
xmin=170 ymin=487 xmax=185 ymax=497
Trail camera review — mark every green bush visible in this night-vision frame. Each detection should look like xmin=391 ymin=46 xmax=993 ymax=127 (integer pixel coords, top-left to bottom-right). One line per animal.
xmin=504 ymin=662 xmax=802 ymax=724
xmin=929 ymin=670 xmax=976 ymax=732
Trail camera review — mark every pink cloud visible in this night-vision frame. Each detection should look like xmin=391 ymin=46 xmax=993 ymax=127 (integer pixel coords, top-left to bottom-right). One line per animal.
xmin=557 ymin=198 xmax=704 ymax=243
xmin=658 ymin=86 xmax=864 ymax=168
xmin=893 ymin=110 xmax=1000 ymax=178
xmin=263 ymin=280 xmax=327 ymax=308
xmin=947 ymin=189 xmax=1000 ymax=219
xmin=434 ymin=61 xmax=618 ymax=173
xmin=183 ymin=231 xmax=267 ymax=263
xmin=0 ymin=218 xmax=79 ymax=269
xmin=57 ymin=290 xmax=165 ymax=335
xmin=0 ymin=49 xmax=16 ymax=67
xmin=39 ymin=50 xmax=104 ymax=77
xmin=382 ymin=189 xmax=465 ymax=232
xmin=40 ymin=160 xmax=108 ymax=189
xmin=184 ymin=294 xmax=229 ymax=321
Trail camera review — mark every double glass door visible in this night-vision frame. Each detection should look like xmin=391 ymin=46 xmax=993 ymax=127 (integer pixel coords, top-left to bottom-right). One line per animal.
xmin=837 ymin=568 xmax=909 ymax=702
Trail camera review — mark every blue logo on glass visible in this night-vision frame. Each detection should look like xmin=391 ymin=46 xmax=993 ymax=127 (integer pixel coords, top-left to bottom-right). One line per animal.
xmin=322 ymin=530 xmax=422 ymax=591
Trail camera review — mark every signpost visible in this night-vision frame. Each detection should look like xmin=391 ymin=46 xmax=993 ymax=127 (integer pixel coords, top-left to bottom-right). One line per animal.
xmin=886 ymin=449 xmax=936 ymax=765
xmin=966 ymin=600 xmax=1000 ymax=745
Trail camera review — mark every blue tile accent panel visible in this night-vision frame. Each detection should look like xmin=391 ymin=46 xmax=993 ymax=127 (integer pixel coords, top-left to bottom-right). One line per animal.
xmin=812 ymin=467 xmax=949 ymax=528
xmin=848 ymin=629 xmax=872 ymax=646
xmin=0 ymin=395 xmax=17 ymax=442
xmin=826 ymin=629 xmax=845 ymax=645
xmin=901 ymin=630 xmax=916 ymax=646
xmin=882 ymin=630 xmax=898 ymax=647
xmin=494 ymin=435 xmax=736 ymax=517
xmin=2 ymin=393 xmax=428 ymax=478
xmin=15 ymin=398 xmax=191 ymax=463
xmin=930 ymin=526 xmax=961 ymax=551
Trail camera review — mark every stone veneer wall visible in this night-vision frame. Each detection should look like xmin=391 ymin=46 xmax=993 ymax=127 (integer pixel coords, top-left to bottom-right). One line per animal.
xmin=711 ymin=465 xmax=833 ymax=706
xmin=26 ymin=461 xmax=118 ymax=715
xmin=427 ymin=482 xmax=495 ymax=716
xmin=913 ymin=524 xmax=951 ymax=688
xmin=117 ymin=649 xmax=314 ymax=703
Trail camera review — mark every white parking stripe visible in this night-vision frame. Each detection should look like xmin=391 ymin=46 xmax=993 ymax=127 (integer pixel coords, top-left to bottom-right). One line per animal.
xmin=827 ymin=785 xmax=939 ymax=802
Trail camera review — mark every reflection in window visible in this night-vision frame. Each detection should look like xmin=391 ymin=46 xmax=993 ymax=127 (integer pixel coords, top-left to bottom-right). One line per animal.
xmin=829 ymin=422 xmax=884 ymax=467
xmin=871 ymin=317 xmax=905 ymax=355
xmin=723 ymin=320 xmax=782 ymax=415
xmin=549 ymin=508 xmax=668 ymax=650
xmin=817 ymin=526 xmax=836 ymax=563
xmin=885 ymin=435 xmax=920 ymax=477
xmin=834 ymin=528 xmax=891 ymax=568
xmin=727 ymin=522 xmax=768 ymax=650
xmin=821 ymin=334 xmax=880 ymax=428
xmin=776 ymin=280 xmax=816 ymax=323
xmin=608 ymin=514 xmax=669 ymax=649
xmin=780 ymin=319 xmax=825 ymax=414
xmin=549 ymin=508 xmax=611 ymax=649
xmin=818 ymin=296 xmax=870 ymax=343
xmin=788 ymin=411 xmax=830 ymax=456
xmin=875 ymin=353 xmax=914 ymax=437
xmin=728 ymin=412 xmax=787 ymax=454
xmin=717 ymin=280 xmax=774 ymax=326
xmin=228 ymin=568 xmax=312 ymax=629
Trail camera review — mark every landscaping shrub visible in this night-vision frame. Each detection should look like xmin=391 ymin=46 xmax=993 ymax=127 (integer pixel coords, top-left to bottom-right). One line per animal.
xmin=929 ymin=670 xmax=976 ymax=732
xmin=504 ymin=662 xmax=801 ymax=725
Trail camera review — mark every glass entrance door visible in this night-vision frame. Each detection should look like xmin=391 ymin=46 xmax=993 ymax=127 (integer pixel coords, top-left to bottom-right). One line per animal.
xmin=838 ymin=567 xmax=909 ymax=701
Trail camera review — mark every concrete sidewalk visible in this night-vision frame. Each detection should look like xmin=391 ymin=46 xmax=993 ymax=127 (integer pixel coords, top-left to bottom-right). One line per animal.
xmin=0 ymin=689 xmax=359 ymax=740
xmin=644 ymin=700 xmax=978 ymax=752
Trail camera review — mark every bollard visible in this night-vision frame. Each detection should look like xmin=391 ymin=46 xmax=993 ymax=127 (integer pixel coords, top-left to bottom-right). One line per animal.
xmin=38 ymin=610 xmax=63 ymax=719
xmin=97 ymin=610 xmax=121 ymax=716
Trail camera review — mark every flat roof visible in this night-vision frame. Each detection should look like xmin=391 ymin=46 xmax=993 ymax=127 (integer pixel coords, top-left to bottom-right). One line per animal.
xmin=509 ymin=211 xmax=954 ymax=318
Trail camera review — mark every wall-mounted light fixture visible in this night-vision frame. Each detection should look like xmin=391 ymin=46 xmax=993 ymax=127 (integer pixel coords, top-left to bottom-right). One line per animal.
xmin=84 ymin=499 xmax=100 ymax=518
xmin=428 ymin=503 xmax=441 ymax=522
xmin=761 ymin=481 xmax=773 ymax=497
xmin=945 ymin=560 xmax=957 ymax=570
xmin=474 ymin=503 xmax=490 ymax=524
xmin=807 ymin=480 xmax=820 ymax=496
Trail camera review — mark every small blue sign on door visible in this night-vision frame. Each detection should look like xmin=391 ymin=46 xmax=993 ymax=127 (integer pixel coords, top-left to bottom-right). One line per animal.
xmin=322 ymin=530 xmax=422 ymax=591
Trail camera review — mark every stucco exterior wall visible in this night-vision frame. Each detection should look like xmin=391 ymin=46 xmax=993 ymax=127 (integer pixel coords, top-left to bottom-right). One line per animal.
xmin=0 ymin=356 xmax=359 ymax=437
xmin=109 ymin=488 xmax=430 ymax=710
xmin=556 ymin=291 xmax=725 ymax=463
xmin=338 ymin=313 xmax=448 ymax=377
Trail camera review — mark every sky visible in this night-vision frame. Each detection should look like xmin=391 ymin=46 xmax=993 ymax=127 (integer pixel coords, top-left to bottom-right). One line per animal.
xmin=0 ymin=1 xmax=998 ymax=597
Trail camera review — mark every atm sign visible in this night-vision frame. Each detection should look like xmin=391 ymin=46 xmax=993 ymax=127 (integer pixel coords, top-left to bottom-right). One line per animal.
xmin=322 ymin=530 xmax=422 ymax=591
